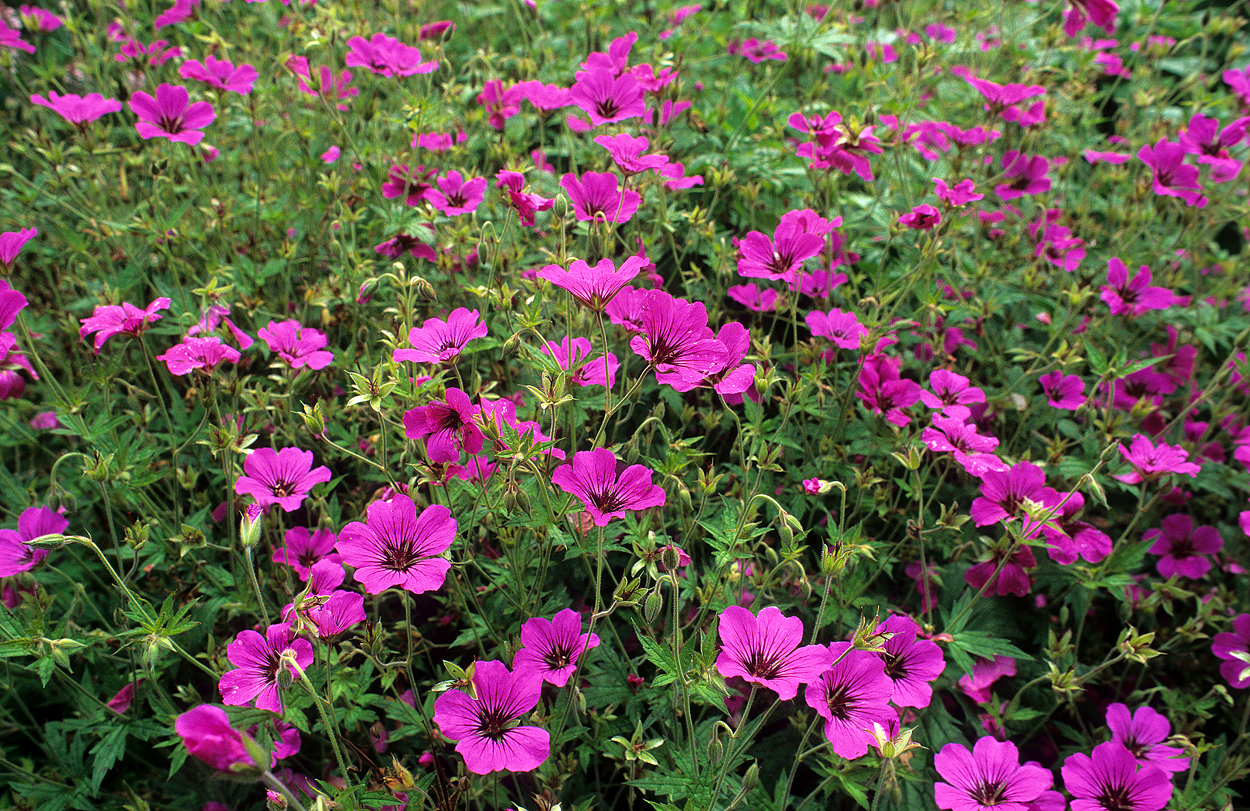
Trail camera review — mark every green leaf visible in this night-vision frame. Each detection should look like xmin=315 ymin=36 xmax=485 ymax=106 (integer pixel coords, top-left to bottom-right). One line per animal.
xmin=948 ymin=631 xmax=1033 ymax=662
xmin=89 ymin=727 xmax=128 ymax=795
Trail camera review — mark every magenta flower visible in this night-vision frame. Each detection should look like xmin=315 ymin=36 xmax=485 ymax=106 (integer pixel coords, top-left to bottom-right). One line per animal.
xmin=272 ymin=526 xmax=340 ymax=581
xmin=175 ymin=706 xmax=259 ymax=772
xmin=921 ymin=414 xmax=1005 ymax=477
xmin=234 ymin=448 xmax=332 ymax=513
xmin=345 ymin=33 xmax=437 ymax=77
xmin=1040 ymin=492 xmax=1111 ymax=565
xmin=381 ymin=163 xmax=435 ymax=206
xmin=1062 ymin=742 xmax=1171 ymax=811
xmin=1106 ymin=704 xmax=1189 ymax=773
xmin=970 ymin=461 xmax=1060 ymax=527
xmin=0 ymin=19 xmax=35 ymax=53
xmin=899 ymin=204 xmax=941 ymax=230
xmin=428 ymin=171 xmax=487 ymax=216
xmin=714 ymin=605 xmax=833 ymax=700
xmin=286 ymin=56 xmax=358 ymax=109
xmin=476 ymin=398 xmax=564 ymax=462
xmin=803 ymin=642 xmax=895 ymax=758
xmin=542 ymin=336 xmax=618 ymax=388
xmin=857 ymin=354 xmax=923 ymax=427
xmin=433 ymin=660 xmax=549 ymax=774
xmin=569 ymin=67 xmax=645 ymax=127
xmin=179 ymin=55 xmax=257 ymax=95
xmin=934 ymin=177 xmax=984 ymax=207
xmin=496 ymin=170 xmax=554 ymax=225
xmin=702 ymin=322 xmax=756 ymax=396
xmin=736 ymin=209 xmax=831 ymax=282
xmin=934 ymin=737 xmax=1053 ymax=811
xmin=19 ymin=6 xmax=63 ymax=31
xmin=129 ymin=84 xmax=215 ymax=145
xmin=995 ymin=151 xmax=1051 ymax=200
xmin=78 ymin=297 xmax=171 ymax=353
xmin=476 ymin=79 xmax=523 ymax=130
xmin=1144 ymin=514 xmax=1222 ymax=578
xmin=1137 ymin=140 xmax=1207 ymax=207
xmin=1100 ymin=259 xmax=1175 ymax=316
xmin=550 ymin=448 xmax=665 ymax=526
xmin=965 ymin=546 xmax=1037 ymax=597
xmin=336 ymin=496 xmax=455 ymax=595
xmin=299 ymin=590 xmax=367 ymax=640
xmin=1212 ymin=614 xmax=1250 ymax=689
xmin=0 ymin=228 xmax=37 ymax=270
xmin=1064 ymin=0 xmax=1119 ymax=37
xmin=156 ymin=336 xmax=241 ymax=376
xmin=1115 ymin=434 xmax=1201 ymax=484
xmin=31 ymin=91 xmax=122 ymax=126
xmin=919 ymin=370 xmax=985 ymax=414
xmin=730 ymin=37 xmax=787 ymax=62
xmin=594 ymin=133 xmax=670 ymax=175
xmin=258 ymin=320 xmax=334 ymax=370
xmin=560 ymin=171 xmax=641 ymax=223
xmin=957 ymin=656 xmax=1016 ymax=703
xmin=512 ymin=609 xmax=601 ymax=687
xmin=515 ymin=80 xmax=571 ymax=113
xmin=1039 ymin=371 xmax=1085 ymax=409
xmin=538 ymin=256 xmax=646 ymax=312
xmin=219 ymin=623 xmax=314 ymax=713
xmin=0 ymin=505 xmax=67 ymax=577
xmin=629 ymin=290 xmax=726 ymax=389
xmin=728 ymin=284 xmax=780 ymax=313
xmin=402 ymin=388 xmax=485 ymax=463
xmin=394 ymin=308 xmax=487 ymax=364
xmin=874 ymin=614 xmax=945 ymax=708
xmin=956 ymin=67 xmax=1046 ymax=123
xmin=153 ymin=0 xmax=198 ymax=28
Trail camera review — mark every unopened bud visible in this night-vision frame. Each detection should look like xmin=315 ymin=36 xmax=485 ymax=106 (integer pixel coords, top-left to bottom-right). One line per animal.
xmin=240 ymin=504 xmax=264 ymax=548
xmin=644 ymin=588 xmax=664 ymax=624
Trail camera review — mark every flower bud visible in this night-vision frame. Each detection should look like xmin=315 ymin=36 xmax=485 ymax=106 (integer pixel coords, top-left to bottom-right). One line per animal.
xmin=240 ymin=504 xmax=264 ymax=549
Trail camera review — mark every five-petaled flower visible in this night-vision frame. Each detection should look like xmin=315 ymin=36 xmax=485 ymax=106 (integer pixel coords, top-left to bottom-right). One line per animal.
xmin=715 ymin=605 xmax=833 ymax=700
xmin=218 ymin=623 xmax=314 ymax=713
xmin=0 ymin=505 xmax=67 ymax=577
xmin=258 ymin=320 xmax=334 ymax=371
xmin=512 ymin=609 xmax=601 ymax=687
xmin=433 ymin=660 xmax=550 ymax=774
xmin=234 ymin=447 xmax=332 ymax=513
xmin=156 ymin=336 xmax=241 ymax=376
xmin=79 ymin=297 xmax=171 ymax=353
xmin=336 ymin=496 xmax=456 ymax=595
xmin=550 ymin=447 xmax=666 ymax=526
xmin=129 ymin=83 xmax=215 ymax=145
xmin=1144 ymin=514 xmax=1222 ymax=579
xmin=934 ymin=736 xmax=1054 ymax=811
xmin=1061 ymin=741 xmax=1171 ymax=811
xmin=31 ymin=91 xmax=123 ymax=126
xmin=394 ymin=309 xmax=487 ymax=364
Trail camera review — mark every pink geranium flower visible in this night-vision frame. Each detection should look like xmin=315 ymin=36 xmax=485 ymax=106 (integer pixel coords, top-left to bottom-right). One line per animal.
xmin=1145 ymin=514 xmax=1222 ymax=578
xmin=258 ymin=320 xmax=334 ymax=370
xmin=714 ymin=605 xmax=832 ymax=700
xmin=0 ymin=228 xmax=37 ymax=271
xmin=568 ymin=67 xmax=645 ymax=127
xmin=1212 ymin=614 xmax=1250 ymax=689
xmin=737 ymin=210 xmax=830 ymax=282
xmin=550 ymin=448 xmax=665 ymax=526
xmin=957 ymin=656 xmax=1016 ymax=703
xmin=965 ymin=545 xmax=1037 ymax=597
xmin=175 ymin=706 xmax=259 ymax=772
xmin=286 ymin=56 xmax=358 ymax=109
xmin=156 ymin=336 xmax=241 ymax=375
xmin=153 ymin=0 xmax=198 ymax=29
xmin=512 ymin=609 xmax=601 ymax=687
xmin=1100 ymin=259 xmax=1175 ymax=316
xmin=1061 ymin=742 xmax=1171 ymax=811
xmin=934 ymin=737 xmax=1053 ymax=811
xmin=219 ymin=623 xmax=314 ymax=713
xmin=496 ymin=170 xmax=554 ymax=225
xmin=874 ymin=614 xmax=945 ymax=708
xmin=970 ymin=461 xmax=1061 ymax=527
xmin=538 ymin=256 xmax=646 ymax=312
xmin=1105 ymin=704 xmax=1189 ymax=773
xmin=433 ymin=660 xmax=549 ymax=774
xmin=729 ymin=37 xmax=787 ymax=62
xmin=393 ymin=308 xmax=487 ymax=364
xmin=1 ymin=19 xmax=36 ymax=53
xmin=515 ymin=80 xmax=571 ymax=113
xmin=0 ymin=505 xmax=67 ymax=577
xmin=403 ymin=388 xmax=485 ymax=463
xmin=272 ymin=526 xmax=340 ymax=580
xmin=559 ymin=171 xmax=641 ymax=223
xmin=31 ymin=91 xmax=122 ymax=126
xmin=803 ymin=642 xmax=895 ymax=759
xmin=1039 ymin=371 xmax=1085 ymax=409
xmin=336 ymin=497 xmax=455 ymax=595
xmin=345 ymin=33 xmax=437 ymax=77
xmin=1137 ymin=140 xmax=1207 ymax=207
xmin=234 ymin=447 xmax=332 ymax=513
xmin=1115 ymin=434 xmax=1201 ymax=484
xmin=78 ymin=297 xmax=171 ymax=353
xmin=728 ymin=284 xmax=780 ymax=312
xmin=476 ymin=79 xmax=523 ymax=130
xmin=129 ymin=84 xmax=215 ymax=145
xmin=427 ymin=171 xmax=487 ymax=216
xmin=899 ymin=204 xmax=941 ymax=230
xmin=593 ymin=133 xmax=670 ymax=175
xmin=19 ymin=5 xmax=64 ymax=31
xmin=630 ymin=290 xmax=726 ymax=389
xmin=1040 ymin=492 xmax=1111 ymax=565
xmin=921 ymin=414 xmax=1005 ymax=477
xmin=995 ymin=151 xmax=1051 ymax=199
xmin=179 ymin=55 xmax=258 ymax=95
xmin=1063 ymin=0 xmax=1119 ymax=37
xmin=541 ymin=336 xmax=618 ymax=388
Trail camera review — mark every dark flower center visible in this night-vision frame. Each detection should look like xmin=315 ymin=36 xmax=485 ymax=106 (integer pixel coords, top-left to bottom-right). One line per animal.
xmin=158 ymin=114 xmax=184 ymax=134
xmin=475 ymin=707 xmax=514 ymax=741
xmin=881 ymin=651 xmax=908 ymax=682
xmin=743 ymin=649 xmax=784 ymax=680
xmin=825 ymin=684 xmax=856 ymax=720
xmin=544 ymin=647 xmax=573 ymax=670
xmin=380 ymin=536 xmax=420 ymax=572
xmin=595 ymin=98 xmax=621 ymax=120
xmin=270 ymin=480 xmax=297 ymax=498
xmin=298 ymin=549 xmax=319 ymax=568
xmin=1096 ymin=785 xmax=1137 ymax=811
xmin=587 ymin=487 xmax=625 ymax=514
xmin=969 ymin=780 xmax=1007 ymax=806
